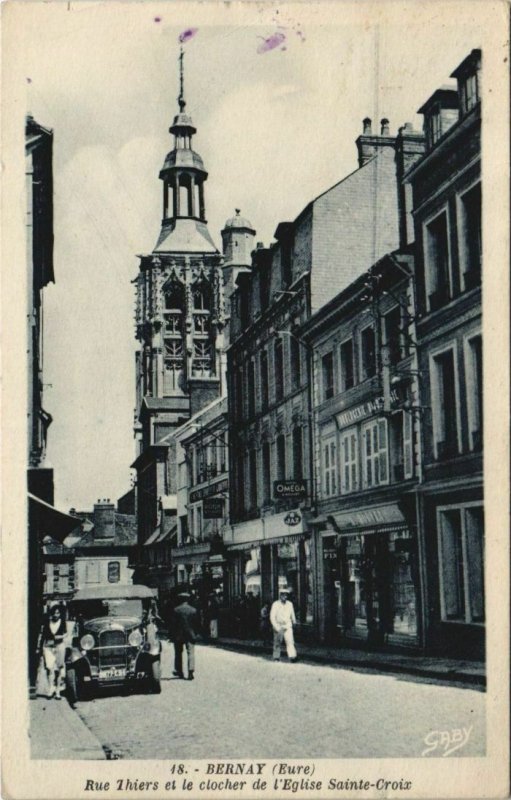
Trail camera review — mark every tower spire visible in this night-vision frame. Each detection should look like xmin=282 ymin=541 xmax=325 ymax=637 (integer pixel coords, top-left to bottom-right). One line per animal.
xmin=178 ymin=46 xmax=186 ymax=113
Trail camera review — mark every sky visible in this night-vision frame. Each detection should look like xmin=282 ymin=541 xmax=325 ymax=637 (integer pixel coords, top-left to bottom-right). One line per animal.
xmin=20 ymin=2 xmax=483 ymax=510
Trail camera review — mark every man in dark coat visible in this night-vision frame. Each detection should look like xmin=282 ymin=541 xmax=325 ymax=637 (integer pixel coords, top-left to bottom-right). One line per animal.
xmin=170 ymin=592 xmax=199 ymax=680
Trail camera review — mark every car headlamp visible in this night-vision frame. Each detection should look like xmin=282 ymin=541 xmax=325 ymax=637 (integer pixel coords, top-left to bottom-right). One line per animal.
xmin=128 ymin=629 xmax=143 ymax=647
xmin=80 ymin=634 xmax=95 ymax=650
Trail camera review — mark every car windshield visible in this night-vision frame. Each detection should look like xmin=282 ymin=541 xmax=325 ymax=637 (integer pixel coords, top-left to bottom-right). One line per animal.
xmin=104 ymin=599 xmax=143 ymax=617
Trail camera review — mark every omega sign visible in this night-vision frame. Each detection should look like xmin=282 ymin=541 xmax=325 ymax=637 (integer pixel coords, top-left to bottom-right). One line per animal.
xmin=273 ymin=480 xmax=308 ymax=499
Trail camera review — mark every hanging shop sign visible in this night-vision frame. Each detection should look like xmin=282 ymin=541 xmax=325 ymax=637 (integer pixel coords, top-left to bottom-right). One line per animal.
xmin=203 ymin=497 xmax=224 ymax=519
xmin=284 ymin=511 xmax=302 ymax=527
xmin=273 ymin=480 xmax=308 ymax=499
xmin=190 ymin=478 xmax=228 ymax=504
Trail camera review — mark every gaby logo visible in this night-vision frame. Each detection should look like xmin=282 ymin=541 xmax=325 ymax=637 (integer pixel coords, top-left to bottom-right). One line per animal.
xmin=421 ymin=725 xmax=473 ymax=757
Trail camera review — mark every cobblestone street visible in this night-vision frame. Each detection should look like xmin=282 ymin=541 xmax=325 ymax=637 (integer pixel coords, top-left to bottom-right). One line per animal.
xmin=74 ymin=643 xmax=485 ymax=759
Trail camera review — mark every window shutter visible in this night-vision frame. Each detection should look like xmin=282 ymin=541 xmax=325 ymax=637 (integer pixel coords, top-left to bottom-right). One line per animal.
xmin=403 ymin=411 xmax=414 ymax=479
xmin=351 ymin=432 xmax=358 ymax=491
xmin=330 ymin=442 xmax=336 ymax=494
xmin=378 ymin=419 xmax=388 ymax=484
xmin=324 ymin=444 xmax=330 ymax=496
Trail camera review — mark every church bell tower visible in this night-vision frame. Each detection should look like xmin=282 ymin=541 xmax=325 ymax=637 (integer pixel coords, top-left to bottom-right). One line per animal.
xmin=132 ymin=49 xmax=224 ymax=542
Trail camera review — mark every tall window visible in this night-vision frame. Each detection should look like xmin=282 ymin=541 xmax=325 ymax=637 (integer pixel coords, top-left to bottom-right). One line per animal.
xmin=323 ymin=439 xmax=337 ymax=497
xmin=339 ymin=339 xmax=355 ymax=391
xmin=322 ymin=352 xmax=334 ymax=400
xmin=262 ymin=441 xmax=271 ymax=504
xmin=438 ymin=505 xmax=484 ymax=623
xmin=274 ymin=339 xmax=284 ymax=403
xmin=192 ymin=281 xmax=213 ymax=377
xmin=361 ymin=419 xmax=389 ymax=488
xmin=425 ymin=211 xmax=451 ymax=311
xmin=247 ymin=360 xmax=255 ymax=418
xmin=340 ymin=429 xmax=358 ymax=493
xmin=292 ymin=427 xmax=303 ymax=480
xmin=465 ymin=334 xmax=483 ymax=451
xmin=403 ymin=410 xmax=414 ymax=479
xmin=383 ymin=305 xmax=403 ymax=365
xmin=290 ymin=336 xmax=301 ymax=391
xmin=260 ymin=350 xmax=269 ymax=411
xmin=249 ymin=449 xmax=257 ymax=510
xmin=459 ymin=183 xmax=482 ymax=289
xmin=163 ymin=281 xmax=185 ymax=393
xmin=431 ymin=348 xmax=459 ymax=459
xmin=276 ymin=434 xmax=286 ymax=481
xmin=360 ymin=326 xmax=376 ymax=379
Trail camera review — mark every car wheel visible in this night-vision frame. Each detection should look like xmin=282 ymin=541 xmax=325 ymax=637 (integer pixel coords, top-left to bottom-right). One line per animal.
xmin=66 ymin=668 xmax=80 ymax=704
xmin=149 ymin=660 xmax=161 ymax=694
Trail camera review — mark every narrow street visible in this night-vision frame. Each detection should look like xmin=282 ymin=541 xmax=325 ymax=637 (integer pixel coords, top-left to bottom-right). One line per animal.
xmin=74 ymin=643 xmax=485 ymax=760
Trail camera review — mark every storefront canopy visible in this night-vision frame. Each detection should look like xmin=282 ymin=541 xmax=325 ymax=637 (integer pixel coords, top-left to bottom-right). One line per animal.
xmin=28 ymin=493 xmax=80 ymax=543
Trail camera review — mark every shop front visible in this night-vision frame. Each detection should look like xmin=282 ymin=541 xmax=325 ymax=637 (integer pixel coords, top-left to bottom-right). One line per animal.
xmin=320 ymin=503 xmax=421 ymax=648
xmin=226 ymin=510 xmax=315 ymax=639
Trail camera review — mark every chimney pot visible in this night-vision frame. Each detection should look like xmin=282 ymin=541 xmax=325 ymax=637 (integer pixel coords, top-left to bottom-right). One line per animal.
xmin=363 ymin=117 xmax=372 ymax=134
xmin=381 ymin=118 xmax=390 ymax=135
xmin=404 ymin=121 xmax=413 ymax=131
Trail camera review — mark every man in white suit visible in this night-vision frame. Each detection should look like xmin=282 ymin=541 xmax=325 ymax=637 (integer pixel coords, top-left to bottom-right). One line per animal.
xmin=270 ymin=588 xmax=297 ymax=662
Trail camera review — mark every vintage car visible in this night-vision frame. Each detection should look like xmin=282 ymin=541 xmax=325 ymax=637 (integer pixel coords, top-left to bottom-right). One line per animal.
xmin=65 ymin=584 xmax=162 ymax=702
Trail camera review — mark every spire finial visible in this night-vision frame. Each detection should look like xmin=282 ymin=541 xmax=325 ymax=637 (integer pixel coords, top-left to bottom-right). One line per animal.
xmin=178 ymin=46 xmax=186 ymax=112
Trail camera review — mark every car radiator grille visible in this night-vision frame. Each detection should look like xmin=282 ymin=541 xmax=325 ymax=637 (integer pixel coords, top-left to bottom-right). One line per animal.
xmin=98 ymin=629 xmax=127 ymax=668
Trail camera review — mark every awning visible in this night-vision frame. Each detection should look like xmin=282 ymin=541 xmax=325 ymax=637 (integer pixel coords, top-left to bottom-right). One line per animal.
xmin=227 ymin=532 xmax=308 ymax=551
xmin=28 ymin=493 xmax=80 ymax=543
xmin=72 ymin=584 xmax=156 ymax=601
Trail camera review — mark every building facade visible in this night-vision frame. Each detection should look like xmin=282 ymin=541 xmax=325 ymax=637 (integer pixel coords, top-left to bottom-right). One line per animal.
xmin=226 ymin=120 xmax=423 ymax=637
xmin=407 ymin=50 xmax=483 ymax=658
xmin=26 ymin=116 xmax=78 ymax=691
xmin=302 ymin=251 xmax=423 ymax=648
xmin=131 ymin=54 xmax=225 ymax=583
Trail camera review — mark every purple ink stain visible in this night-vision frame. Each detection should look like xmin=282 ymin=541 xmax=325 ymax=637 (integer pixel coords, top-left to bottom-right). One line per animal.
xmin=154 ymin=16 xmax=162 ymax=23
xmin=257 ymin=31 xmax=286 ymax=54
xmin=178 ymin=27 xmax=198 ymax=44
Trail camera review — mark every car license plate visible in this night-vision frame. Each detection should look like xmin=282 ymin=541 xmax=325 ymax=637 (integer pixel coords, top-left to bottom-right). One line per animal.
xmin=99 ymin=668 xmax=125 ymax=680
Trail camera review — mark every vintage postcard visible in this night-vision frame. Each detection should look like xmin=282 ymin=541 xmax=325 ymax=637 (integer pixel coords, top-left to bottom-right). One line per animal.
xmin=1 ymin=1 xmax=509 ymax=798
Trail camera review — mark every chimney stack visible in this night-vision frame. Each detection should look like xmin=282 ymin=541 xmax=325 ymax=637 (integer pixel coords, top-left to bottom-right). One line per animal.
xmin=380 ymin=118 xmax=390 ymax=135
xmin=93 ymin=499 xmax=116 ymax=540
xmin=363 ymin=117 xmax=372 ymax=134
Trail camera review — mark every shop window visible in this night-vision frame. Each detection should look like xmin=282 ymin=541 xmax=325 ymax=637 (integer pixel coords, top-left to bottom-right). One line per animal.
xmin=108 ymin=561 xmax=120 ymax=583
xmin=340 ymin=428 xmax=358 ymax=493
xmin=339 ymin=339 xmax=355 ymax=391
xmin=276 ymin=434 xmax=286 ymax=481
xmin=290 ymin=335 xmax=301 ymax=391
xmin=459 ymin=182 xmax=482 ymax=289
xmin=431 ymin=347 xmax=459 ymax=459
xmin=260 ymin=350 xmax=269 ymax=411
xmin=323 ymin=438 xmax=337 ymax=497
xmin=425 ymin=210 xmax=451 ymax=311
xmin=465 ymin=333 xmax=483 ymax=451
xmin=277 ymin=541 xmax=299 ymax=597
xmin=360 ymin=326 xmax=376 ymax=380
xmin=322 ymin=352 xmax=334 ymax=400
xmin=262 ymin=441 xmax=271 ymax=504
xmin=438 ymin=505 xmax=484 ymax=623
xmin=361 ymin=418 xmax=389 ymax=488
xmin=292 ymin=426 xmax=303 ymax=480
xmin=274 ymin=339 xmax=284 ymax=403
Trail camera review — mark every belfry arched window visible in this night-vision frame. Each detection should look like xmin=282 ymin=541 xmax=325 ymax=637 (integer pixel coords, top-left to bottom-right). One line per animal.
xmin=163 ymin=280 xmax=185 ymax=393
xmin=192 ymin=279 xmax=214 ymax=377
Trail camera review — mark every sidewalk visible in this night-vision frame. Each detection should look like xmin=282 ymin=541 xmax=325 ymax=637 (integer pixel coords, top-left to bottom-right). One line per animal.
xmin=206 ymin=637 xmax=486 ymax=688
xmin=30 ymin=697 xmax=106 ymax=759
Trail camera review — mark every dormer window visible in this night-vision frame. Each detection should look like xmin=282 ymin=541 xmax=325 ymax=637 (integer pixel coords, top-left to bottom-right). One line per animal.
xmin=426 ymin=105 xmax=442 ymax=146
xmin=460 ymin=72 xmax=479 ymax=114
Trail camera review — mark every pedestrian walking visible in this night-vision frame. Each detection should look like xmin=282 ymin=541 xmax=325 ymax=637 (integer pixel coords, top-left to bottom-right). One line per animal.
xmin=270 ymin=588 xmax=297 ymax=662
xmin=206 ymin=592 xmax=219 ymax=640
xmin=259 ymin=603 xmax=272 ymax=647
xmin=170 ymin=592 xmax=199 ymax=680
xmin=39 ymin=602 xmax=68 ymax=699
